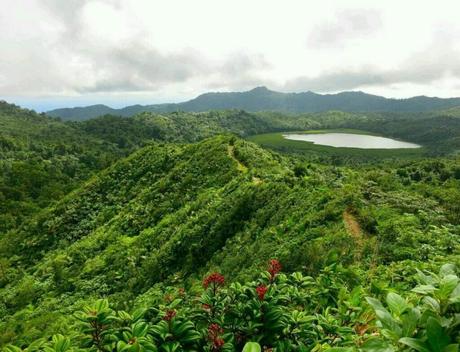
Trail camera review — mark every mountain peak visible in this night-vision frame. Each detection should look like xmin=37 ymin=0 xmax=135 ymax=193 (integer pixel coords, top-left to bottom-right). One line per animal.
xmin=249 ymin=86 xmax=271 ymax=93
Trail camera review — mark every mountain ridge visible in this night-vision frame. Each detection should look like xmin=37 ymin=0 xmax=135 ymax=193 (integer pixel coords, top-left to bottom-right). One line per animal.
xmin=46 ymin=87 xmax=460 ymax=120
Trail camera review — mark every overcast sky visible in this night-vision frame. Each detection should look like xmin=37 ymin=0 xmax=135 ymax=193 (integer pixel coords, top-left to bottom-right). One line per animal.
xmin=1 ymin=0 xmax=460 ymax=111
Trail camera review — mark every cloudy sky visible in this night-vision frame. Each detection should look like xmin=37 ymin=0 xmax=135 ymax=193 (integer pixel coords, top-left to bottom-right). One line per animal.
xmin=1 ymin=0 xmax=460 ymax=111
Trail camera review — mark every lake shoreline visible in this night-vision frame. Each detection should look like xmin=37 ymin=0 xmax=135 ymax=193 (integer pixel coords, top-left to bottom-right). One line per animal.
xmin=282 ymin=132 xmax=421 ymax=149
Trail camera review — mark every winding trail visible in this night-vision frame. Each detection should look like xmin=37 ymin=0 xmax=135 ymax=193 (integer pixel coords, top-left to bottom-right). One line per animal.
xmin=343 ymin=210 xmax=364 ymax=259
xmin=227 ymin=144 xmax=262 ymax=185
xmin=227 ymin=145 xmax=248 ymax=173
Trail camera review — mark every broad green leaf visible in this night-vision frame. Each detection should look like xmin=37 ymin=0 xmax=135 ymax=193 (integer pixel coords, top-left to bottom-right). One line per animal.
xmin=386 ymin=292 xmax=408 ymax=316
xmin=366 ymin=297 xmax=385 ymax=312
xmin=438 ymin=275 xmax=459 ymax=300
xmin=439 ymin=264 xmax=457 ymax=277
xmin=449 ymin=284 xmax=460 ymax=304
xmin=361 ymin=337 xmax=394 ymax=352
xmin=426 ymin=317 xmax=450 ymax=352
xmin=412 ymin=285 xmax=437 ymax=295
xmin=242 ymin=342 xmax=262 ymax=352
xmin=375 ymin=309 xmax=402 ymax=337
xmin=401 ymin=308 xmax=419 ymax=337
xmin=423 ymin=296 xmax=441 ymax=313
xmin=399 ymin=337 xmax=430 ymax=352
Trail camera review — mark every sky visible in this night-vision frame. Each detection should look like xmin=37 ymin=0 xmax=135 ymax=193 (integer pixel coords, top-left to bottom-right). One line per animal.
xmin=1 ymin=0 xmax=460 ymax=111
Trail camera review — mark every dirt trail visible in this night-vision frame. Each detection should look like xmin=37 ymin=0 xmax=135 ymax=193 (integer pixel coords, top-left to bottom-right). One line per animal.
xmin=227 ymin=145 xmax=248 ymax=173
xmin=227 ymin=145 xmax=263 ymax=185
xmin=343 ymin=210 xmax=364 ymax=258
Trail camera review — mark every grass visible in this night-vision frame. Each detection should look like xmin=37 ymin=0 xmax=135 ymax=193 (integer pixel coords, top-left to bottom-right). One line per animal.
xmin=246 ymin=129 xmax=426 ymax=160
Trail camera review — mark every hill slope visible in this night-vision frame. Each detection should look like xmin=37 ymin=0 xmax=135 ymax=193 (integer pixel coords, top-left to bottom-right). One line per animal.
xmin=1 ymin=135 xmax=459 ymax=344
xmin=46 ymin=87 xmax=460 ymax=120
xmin=0 ymin=102 xmax=135 ymax=232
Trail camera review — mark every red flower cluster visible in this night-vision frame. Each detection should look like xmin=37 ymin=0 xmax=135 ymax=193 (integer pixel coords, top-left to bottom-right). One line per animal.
xmin=164 ymin=294 xmax=173 ymax=303
xmin=268 ymin=259 xmax=282 ymax=281
xmin=203 ymin=272 xmax=225 ymax=289
xmin=208 ymin=323 xmax=225 ymax=351
xmin=162 ymin=309 xmax=176 ymax=321
xmin=256 ymin=285 xmax=268 ymax=300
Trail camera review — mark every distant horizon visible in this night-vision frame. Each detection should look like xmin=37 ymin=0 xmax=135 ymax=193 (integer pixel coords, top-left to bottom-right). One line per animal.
xmin=4 ymin=86 xmax=460 ymax=113
xmin=3 ymin=1 xmax=460 ymax=112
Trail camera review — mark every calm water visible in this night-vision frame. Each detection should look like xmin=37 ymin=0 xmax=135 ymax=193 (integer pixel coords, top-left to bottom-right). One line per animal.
xmin=283 ymin=133 xmax=421 ymax=149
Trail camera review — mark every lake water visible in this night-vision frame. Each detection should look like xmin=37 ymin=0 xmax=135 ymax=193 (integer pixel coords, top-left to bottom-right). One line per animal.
xmin=283 ymin=133 xmax=421 ymax=149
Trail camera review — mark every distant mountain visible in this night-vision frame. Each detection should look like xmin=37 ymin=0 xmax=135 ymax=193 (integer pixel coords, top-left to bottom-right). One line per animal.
xmin=46 ymin=87 xmax=460 ymax=120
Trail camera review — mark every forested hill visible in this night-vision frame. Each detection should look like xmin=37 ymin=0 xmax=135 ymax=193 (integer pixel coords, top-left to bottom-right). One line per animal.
xmin=1 ymin=101 xmax=460 ymax=349
xmin=1 ymin=134 xmax=459 ymax=345
xmin=46 ymin=87 xmax=460 ymax=120
xmin=2 ymin=101 xmax=459 ymax=233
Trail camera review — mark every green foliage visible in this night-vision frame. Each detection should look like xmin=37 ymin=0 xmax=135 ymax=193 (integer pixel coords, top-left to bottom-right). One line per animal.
xmin=242 ymin=342 xmax=261 ymax=352
xmin=1 ymin=101 xmax=460 ymax=350
xmin=4 ymin=262 xmax=459 ymax=351
xmin=1 ymin=132 xmax=459 ymax=345
xmin=365 ymin=264 xmax=460 ymax=352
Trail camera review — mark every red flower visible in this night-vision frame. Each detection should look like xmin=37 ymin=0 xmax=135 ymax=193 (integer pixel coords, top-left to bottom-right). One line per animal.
xmin=162 ymin=309 xmax=176 ymax=321
xmin=268 ymin=259 xmax=282 ymax=281
xmin=213 ymin=338 xmax=225 ymax=349
xmin=256 ymin=285 xmax=268 ymax=300
xmin=203 ymin=272 xmax=225 ymax=289
xmin=208 ymin=323 xmax=225 ymax=351
xmin=208 ymin=323 xmax=224 ymax=334
xmin=202 ymin=303 xmax=211 ymax=310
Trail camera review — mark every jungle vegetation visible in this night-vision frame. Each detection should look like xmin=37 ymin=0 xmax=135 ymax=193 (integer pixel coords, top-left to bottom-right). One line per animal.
xmin=0 ymin=100 xmax=459 ymax=351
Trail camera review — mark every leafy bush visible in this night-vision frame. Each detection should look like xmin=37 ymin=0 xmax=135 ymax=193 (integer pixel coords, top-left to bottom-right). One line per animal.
xmin=364 ymin=264 xmax=460 ymax=352
xmin=6 ymin=261 xmax=458 ymax=351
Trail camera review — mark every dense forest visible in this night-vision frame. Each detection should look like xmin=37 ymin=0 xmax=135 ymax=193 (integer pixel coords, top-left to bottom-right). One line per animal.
xmin=1 ymin=101 xmax=459 ymax=351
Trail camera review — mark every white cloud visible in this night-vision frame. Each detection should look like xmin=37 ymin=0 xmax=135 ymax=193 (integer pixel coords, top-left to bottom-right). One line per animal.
xmin=308 ymin=9 xmax=382 ymax=48
xmin=1 ymin=0 xmax=460 ymax=109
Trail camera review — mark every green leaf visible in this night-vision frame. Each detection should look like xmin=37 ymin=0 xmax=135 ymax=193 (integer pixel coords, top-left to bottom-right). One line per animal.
xmin=399 ymin=337 xmax=430 ymax=352
xmin=423 ymin=296 xmax=441 ymax=313
xmin=361 ymin=337 xmax=394 ymax=352
xmin=449 ymin=284 xmax=460 ymax=304
xmin=443 ymin=345 xmax=459 ymax=352
xmin=401 ymin=308 xmax=419 ymax=337
xmin=366 ymin=297 xmax=385 ymax=312
xmin=438 ymin=275 xmax=459 ymax=300
xmin=426 ymin=317 xmax=450 ymax=352
xmin=412 ymin=285 xmax=437 ymax=295
xmin=133 ymin=322 xmax=149 ymax=337
xmin=375 ymin=309 xmax=402 ymax=337
xmin=242 ymin=342 xmax=262 ymax=352
xmin=386 ymin=293 xmax=408 ymax=316
xmin=439 ymin=264 xmax=457 ymax=277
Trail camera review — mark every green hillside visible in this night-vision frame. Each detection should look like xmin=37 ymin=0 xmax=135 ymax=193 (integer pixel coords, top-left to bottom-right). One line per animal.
xmin=1 ymin=133 xmax=460 ymax=347
xmin=0 ymin=102 xmax=131 ymax=233
xmin=0 ymin=105 xmax=313 ymax=234
xmin=1 ymin=102 xmax=460 ymax=351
